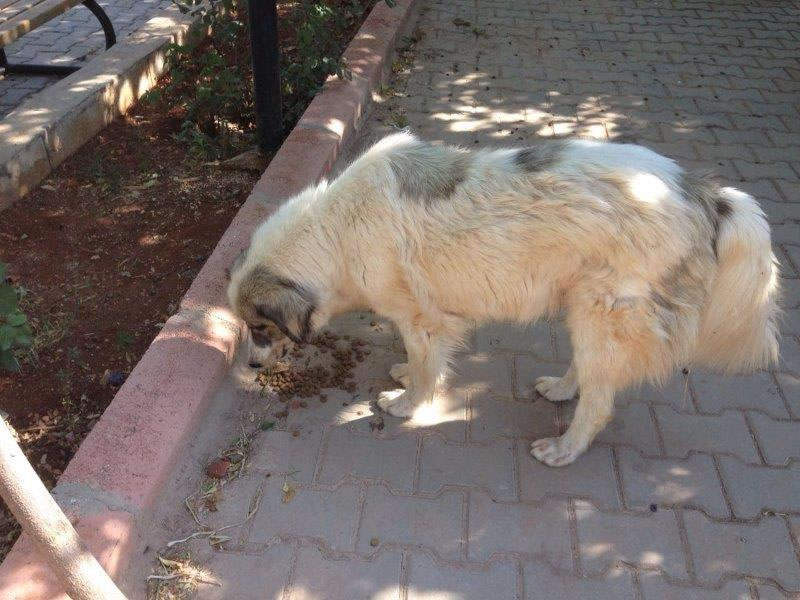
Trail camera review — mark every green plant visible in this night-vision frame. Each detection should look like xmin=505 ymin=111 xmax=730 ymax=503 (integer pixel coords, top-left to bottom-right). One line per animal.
xmin=149 ymin=0 xmax=396 ymax=158
xmin=115 ymin=330 xmax=134 ymax=350
xmin=0 ymin=263 xmax=32 ymax=372
xmin=144 ymin=0 xmax=252 ymax=159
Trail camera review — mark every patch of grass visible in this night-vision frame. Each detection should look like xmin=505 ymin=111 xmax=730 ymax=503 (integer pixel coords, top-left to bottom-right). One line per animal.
xmin=16 ymin=312 xmax=73 ymax=366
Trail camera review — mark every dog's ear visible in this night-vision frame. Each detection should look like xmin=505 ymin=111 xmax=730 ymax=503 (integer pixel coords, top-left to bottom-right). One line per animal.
xmin=255 ymin=282 xmax=315 ymax=344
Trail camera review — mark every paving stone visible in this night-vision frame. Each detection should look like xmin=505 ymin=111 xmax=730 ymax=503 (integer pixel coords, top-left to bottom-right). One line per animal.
xmin=356 ymin=487 xmax=464 ymax=559
xmin=469 ymin=395 xmax=557 ymax=443
xmin=748 ymin=412 xmax=800 ymax=466
xmin=468 ymin=492 xmax=572 ymax=568
xmin=200 ymin=543 xmax=294 ymax=600
xmin=448 ymin=352 xmax=514 ymax=397
xmin=317 ymin=427 xmax=418 ymax=490
xmin=519 ymin=443 xmax=621 ymax=509
xmin=684 ymin=511 xmax=800 ymax=590
xmin=690 ymin=371 xmax=787 ymax=418
xmin=475 ymin=321 xmax=554 ymax=357
xmin=654 ymin=406 xmax=760 ymax=462
xmin=618 ymin=374 xmax=695 ymax=412
xmin=784 ymin=246 xmax=800 ymax=277
xmin=593 ymin=402 xmax=661 ymax=453
xmin=782 ymin=278 xmax=800 ymax=309
xmin=757 ymin=584 xmax=794 ymax=600
xmin=247 ymin=428 xmax=323 ymax=484
xmin=407 ymin=554 xmax=518 ymax=599
xmin=781 ymin=308 xmax=800 ymax=335
xmin=201 ymin=474 xmax=264 ymax=538
xmin=638 ymin=571 xmax=751 ymax=600
xmin=524 ymin=564 xmax=636 ymax=599
xmin=515 ymin=358 xmax=575 ymax=400
xmin=287 ymin=547 xmax=402 ymax=600
xmin=777 ymin=336 xmax=800 ymax=374
xmin=248 ymin=480 xmax=360 ymax=551
xmin=776 ymin=372 xmax=800 ymax=417
xmin=419 ymin=437 xmax=515 ymax=500
xmin=718 ymin=456 xmax=800 ymax=519
xmin=326 ymin=312 xmax=401 ymax=347
xmin=575 ymin=500 xmax=688 ymax=579
xmin=616 ymin=447 xmax=729 ymax=518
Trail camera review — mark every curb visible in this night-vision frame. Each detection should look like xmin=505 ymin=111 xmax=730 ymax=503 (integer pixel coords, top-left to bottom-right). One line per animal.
xmin=0 ymin=8 xmax=197 ymax=210
xmin=0 ymin=0 xmax=417 ymax=596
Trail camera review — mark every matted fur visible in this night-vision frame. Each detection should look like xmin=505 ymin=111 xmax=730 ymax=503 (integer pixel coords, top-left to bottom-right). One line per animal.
xmin=227 ymin=132 xmax=780 ymax=466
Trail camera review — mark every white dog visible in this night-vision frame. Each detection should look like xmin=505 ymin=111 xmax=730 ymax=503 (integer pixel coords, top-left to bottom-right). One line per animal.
xmin=227 ymin=132 xmax=780 ymax=466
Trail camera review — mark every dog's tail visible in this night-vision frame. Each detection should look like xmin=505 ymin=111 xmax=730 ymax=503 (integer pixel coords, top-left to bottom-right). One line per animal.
xmin=694 ymin=187 xmax=780 ymax=373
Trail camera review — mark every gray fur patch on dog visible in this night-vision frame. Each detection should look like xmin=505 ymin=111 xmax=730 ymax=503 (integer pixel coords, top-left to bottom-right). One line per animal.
xmin=680 ymin=171 xmax=726 ymax=257
xmin=514 ymin=141 xmax=567 ymax=172
xmin=680 ymin=172 xmax=719 ymax=223
xmin=389 ymin=141 xmax=471 ymax=202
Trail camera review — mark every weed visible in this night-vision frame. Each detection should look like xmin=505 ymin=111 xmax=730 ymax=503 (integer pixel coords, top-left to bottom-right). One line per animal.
xmin=387 ymin=108 xmax=409 ymax=128
xmin=0 ymin=262 xmax=32 ymax=372
xmin=115 ymin=330 xmax=134 ymax=350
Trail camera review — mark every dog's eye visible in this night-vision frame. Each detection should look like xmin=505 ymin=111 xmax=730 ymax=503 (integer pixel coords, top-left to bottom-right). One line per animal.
xmin=251 ymin=324 xmax=267 ymax=332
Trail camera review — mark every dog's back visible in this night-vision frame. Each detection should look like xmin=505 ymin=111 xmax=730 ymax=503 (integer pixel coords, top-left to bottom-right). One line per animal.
xmin=343 ymin=133 xmax=779 ymax=375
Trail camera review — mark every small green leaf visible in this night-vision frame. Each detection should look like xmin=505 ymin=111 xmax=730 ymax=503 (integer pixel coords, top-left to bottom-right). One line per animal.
xmin=259 ymin=420 xmax=276 ymax=431
xmin=0 ymin=325 xmax=13 ymax=351
xmin=0 ymin=285 xmax=17 ymax=313
xmin=0 ymin=349 xmax=20 ymax=372
xmin=7 ymin=312 xmax=26 ymax=326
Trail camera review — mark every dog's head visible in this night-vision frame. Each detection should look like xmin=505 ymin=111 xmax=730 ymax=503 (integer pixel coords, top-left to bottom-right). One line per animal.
xmin=227 ymin=252 xmax=318 ymax=368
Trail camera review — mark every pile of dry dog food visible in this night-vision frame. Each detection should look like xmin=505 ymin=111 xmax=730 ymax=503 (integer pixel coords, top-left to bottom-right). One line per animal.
xmin=257 ymin=330 xmax=372 ymax=399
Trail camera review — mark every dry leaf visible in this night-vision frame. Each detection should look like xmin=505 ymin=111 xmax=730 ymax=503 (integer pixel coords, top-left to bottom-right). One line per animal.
xmin=281 ymin=481 xmax=296 ymax=504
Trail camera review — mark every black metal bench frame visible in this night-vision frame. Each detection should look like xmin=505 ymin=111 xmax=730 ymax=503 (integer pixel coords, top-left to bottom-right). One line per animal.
xmin=0 ymin=0 xmax=116 ymax=76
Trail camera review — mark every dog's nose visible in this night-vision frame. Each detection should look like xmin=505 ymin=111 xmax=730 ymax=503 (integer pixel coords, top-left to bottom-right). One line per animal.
xmin=249 ymin=361 xmax=263 ymax=369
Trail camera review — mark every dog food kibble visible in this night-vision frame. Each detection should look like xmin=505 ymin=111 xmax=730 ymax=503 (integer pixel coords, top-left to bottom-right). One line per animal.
xmin=257 ymin=330 xmax=368 ymax=408
xmin=370 ymin=537 xmax=379 ymax=547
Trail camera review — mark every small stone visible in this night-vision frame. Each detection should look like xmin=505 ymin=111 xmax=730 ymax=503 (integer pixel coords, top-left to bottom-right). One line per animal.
xmin=206 ymin=458 xmax=231 ymax=479
xmin=649 ymin=503 xmax=658 ymax=513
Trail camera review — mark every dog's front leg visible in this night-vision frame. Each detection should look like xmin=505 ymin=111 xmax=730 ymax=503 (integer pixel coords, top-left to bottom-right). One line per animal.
xmin=377 ymin=325 xmax=443 ymax=418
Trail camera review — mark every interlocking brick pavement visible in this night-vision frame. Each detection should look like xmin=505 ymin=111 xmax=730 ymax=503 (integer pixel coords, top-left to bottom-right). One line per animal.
xmin=156 ymin=0 xmax=799 ymax=597
xmin=0 ymin=0 xmax=174 ymax=118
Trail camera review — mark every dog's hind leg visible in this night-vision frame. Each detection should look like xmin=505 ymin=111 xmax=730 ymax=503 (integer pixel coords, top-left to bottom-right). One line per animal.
xmin=535 ymin=362 xmax=578 ymax=402
xmin=378 ymin=324 xmax=449 ymax=418
xmin=531 ymin=383 xmax=614 ymax=466
xmin=531 ymin=292 xmax=670 ymax=466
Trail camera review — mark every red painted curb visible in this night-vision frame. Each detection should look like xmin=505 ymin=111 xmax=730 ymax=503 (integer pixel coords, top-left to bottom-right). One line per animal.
xmin=0 ymin=0 xmax=417 ymax=597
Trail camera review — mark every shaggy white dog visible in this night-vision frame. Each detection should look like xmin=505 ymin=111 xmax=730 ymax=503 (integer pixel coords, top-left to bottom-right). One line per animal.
xmin=227 ymin=132 xmax=780 ymax=466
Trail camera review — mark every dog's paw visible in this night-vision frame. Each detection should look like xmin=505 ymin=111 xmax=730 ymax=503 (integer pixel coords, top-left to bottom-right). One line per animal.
xmin=530 ymin=436 xmax=583 ymax=467
xmin=389 ymin=363 xmax=411 ymax=388
xmin=535 ymin=376 xmax=577 ymax=402
xmin=377 ymin=389 xmax=416 ymax=418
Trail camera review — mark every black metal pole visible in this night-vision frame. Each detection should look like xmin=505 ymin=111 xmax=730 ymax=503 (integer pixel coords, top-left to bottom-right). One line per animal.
xmin=247 ymin=0 xmax=283 ymax=152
